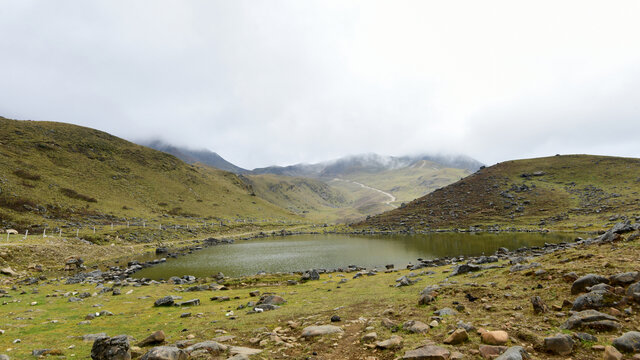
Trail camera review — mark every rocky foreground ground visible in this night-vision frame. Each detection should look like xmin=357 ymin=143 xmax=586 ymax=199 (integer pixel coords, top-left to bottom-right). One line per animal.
xmin=0 ymin=222 xmax=640 ymax=359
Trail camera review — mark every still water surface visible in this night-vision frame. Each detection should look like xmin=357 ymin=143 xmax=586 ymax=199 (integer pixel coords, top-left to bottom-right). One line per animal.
xmin=134 ymin=232 xmax=577 ymax=279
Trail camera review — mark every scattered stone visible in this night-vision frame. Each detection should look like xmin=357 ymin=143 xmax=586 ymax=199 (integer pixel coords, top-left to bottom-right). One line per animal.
xmin=249 ymin=291 xmax=260 ymax=297
xmin=574 ymin=332 xmax=598 ymax=342
xmin=434 ymin=307 xmax=457 ymax=316
xmin=451 ymin=263 xmax=481 ymax=276
xmin=443 ymin=328 xmax=468 ymax=345
xmin=381 ymin=318 xmax=396 ymax=329
xmin=609 ymin=272 xmax=640 ymax=286
xmin=402 ymin=345 xmax=450 ymax=359
xmin=612 ymin=331 xmax=640 ymax=353
xmin=257 ymin=295 xmax=285 ymax=306
xmin=604 ymin=345 xmax=623 ymax=360
xmin=495 ymin=346 xmax=530 ymax=360
xmin=403 ymin=320 xmax=429 ymax=334
xmin=91 ymin=335 xmax=131 ymax=360
xmin=330 ymin=315 xmax=341 ymax=322
xmin=543 ymin=333 xmax=574 ymax=355
xmin=479 ymin=345 xmax=507 ymax=359
xmin=362 ymin=332 xmax=377 ymax=342
xmin=572 ymin=290 xmax=620 ymax=311
xmin=301 ymin=325 xmax=343 ymax=337
xmin=184 ymin=341 xmax=227 ymax=354
xmin=481 ymin=330 xmax=509 ymax=345
xmin=375 ymin=335 xmax=403 ymax=350
xmin=137 ymin=331 xmax=165 ymax=347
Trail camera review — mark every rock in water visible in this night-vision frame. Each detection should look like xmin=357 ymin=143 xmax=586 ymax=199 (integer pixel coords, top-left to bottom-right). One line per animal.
xmin=543 ymin=334 xmax=574 ymax=355
xmin=612 ymin=331 xmax=640 ymax=353
xmin=91 ymin=335 xmax=131 ymax=360
xmin=495 ymin=346 xmax=530 ymax=360
xmin=300 ymin=325 xmax=343 ymax=337
xmin=402 ymin=345 xmax=450 ymax=359
xmin=140 ymin=346 xmax=187 ymax=360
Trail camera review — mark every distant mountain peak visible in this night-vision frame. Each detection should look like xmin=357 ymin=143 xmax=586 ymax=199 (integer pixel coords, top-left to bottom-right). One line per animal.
xmin=138 ymin=139 xmax=247 ymax=173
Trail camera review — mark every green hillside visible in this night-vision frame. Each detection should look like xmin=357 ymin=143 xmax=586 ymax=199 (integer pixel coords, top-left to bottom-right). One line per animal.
xmin=0 ymin=117 xmax=298 ymax=230
xmin=357 ymin=154 xmax=640 ymax=231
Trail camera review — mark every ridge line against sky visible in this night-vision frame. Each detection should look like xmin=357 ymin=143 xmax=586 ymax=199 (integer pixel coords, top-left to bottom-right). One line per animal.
xmin=1 ymin=0 xmax=639 ymax=169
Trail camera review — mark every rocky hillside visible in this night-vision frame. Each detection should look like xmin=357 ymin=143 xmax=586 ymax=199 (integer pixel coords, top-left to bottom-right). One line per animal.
xmin=357 ymin=155 xmax=640 ymax=231
xmin=0 ymin=117 xmax=297 ymax=230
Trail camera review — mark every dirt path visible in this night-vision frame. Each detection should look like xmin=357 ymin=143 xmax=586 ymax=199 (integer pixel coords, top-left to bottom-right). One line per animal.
xmin=332 ymin=178 xmax=398 ymax=207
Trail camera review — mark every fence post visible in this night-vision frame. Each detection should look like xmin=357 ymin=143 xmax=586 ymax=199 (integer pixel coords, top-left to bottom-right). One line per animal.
xmin=24 ymin=230 xmax=28 ymax=240
xmin=76 ymin=229 xmax=79 ymax=237
xmin=59 ymin=228 xmax=62 ymax=237
xmin=43 ymin=228 xmax=46 ymax=238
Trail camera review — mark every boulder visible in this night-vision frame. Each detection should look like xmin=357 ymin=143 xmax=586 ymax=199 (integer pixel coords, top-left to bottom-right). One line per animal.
xmin=300 ymin=325 xmax=343 ymax=337
xmin=301 ymin=269 xmax=320 ymax=281
xmin=184 ymin=341 xmax=227 ymax=354
xmin=91 ymin=335 xmax=131 ymax=360
xmin=434 ymin=308 xmax=457 ymax=316
xmin=561 ymin=310 xmax=620 ymax=331
xmin=609 ymin=272 xmax=640 ymax=286
xmin=572 ymin=290 xmax=621 ymax=311
xmin=481 ymin=330 xmax=509 ymax=345
xmin=154 ymin=296 xmax=175 ymax=307
xmin=612 ymin=331 xmax=640 ymax=353
xmin=604 ymin=345 xmax=623 ymax=360
xmin=479 ymin=345 xmax=507 ymax=359
xmin=543 ymin=333 xmax=574 ymax=355
xmin=375 ymin=335 xmax=403 ymax=350
xmin=571 ymin=274 xmax=609 ymax=294
xmin=0 ymin=267 xmax=17 ymax=277
xmin=137 ymin=331 xmax=165 ymax=347
xmin=530 ymin=296 xmax=547 ymax=314
xmin=140 ymin=346 xmax=187 ymax=360
xmin=495 ymin=346 xmax=530 ymax=360
xmin=443 ymin=328 xmax=468 ymax=345
xmin=402 ymin=345 xmax=450 ymax=359
xmin=403 ymin=320 xmax=430 ymax=334
xmin=257 ymin=295 xmax=285 ymax=305
xmin=451 ymin=263 xmax=481 ymax=276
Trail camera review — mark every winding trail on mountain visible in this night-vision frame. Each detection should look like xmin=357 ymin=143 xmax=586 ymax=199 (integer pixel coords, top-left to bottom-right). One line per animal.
xmin=332 ymin=178 xmax=397 ymax=207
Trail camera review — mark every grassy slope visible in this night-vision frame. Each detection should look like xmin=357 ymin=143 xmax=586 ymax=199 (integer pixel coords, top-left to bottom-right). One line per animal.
xmin=340 ymin=160 xmax=471 ymax=206
xmin=357 ymin=155 xmax=640 ymax=231
xmin=0 ymin=117 xmax=298 ymax=230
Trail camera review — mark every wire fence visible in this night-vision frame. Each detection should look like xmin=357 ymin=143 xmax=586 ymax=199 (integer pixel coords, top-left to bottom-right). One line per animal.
xmin=2 ymin=218 xmax=309 ymax=242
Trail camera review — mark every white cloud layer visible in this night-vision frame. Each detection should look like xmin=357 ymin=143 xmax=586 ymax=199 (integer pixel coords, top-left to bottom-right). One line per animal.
xmin=1 ymin=0 xmax=639 ymax=168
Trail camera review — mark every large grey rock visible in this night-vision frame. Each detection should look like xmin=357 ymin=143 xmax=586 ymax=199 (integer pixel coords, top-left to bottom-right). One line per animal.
xmin=451 ymin=263 xmax=481 ymax=276
xmin=140 ymin=346 xmax=187 ymax=360
xmin=612 ymin=331 xmax=640 ymax=353
xmin=0 ymin=354 xmax=9 ymax=360
xmin=627 ymin=282 xmax=640 ymax=298
xmin=434 ymin=307 xmax=457 ymax=316
xmin=301 ymin=269 xmax=320 ymax=281
xmin=402 ymin=345 xmax=450 ymax=359
xmin=571 ymin=290 xmax=620 ymax=311
xmin=91 ymin=335 xmax=131 ymax=360
xmin=301 ymin=325 xmax=343 ymax=337
xmin=495 ymin=346 xmax=530 ymax=360
xmin=257 ymin=295 xmax=286 ymax=305
xmin=571 ymin=274 xmax=609 ymax=294
xmin=543 ymin=334 xmax=574 ymax=355
xmin=154 ymin=296 xmax=175 ymax=307
xmin=561 ymin=310 xmax=620 ymax=330
xmin=609 ymin=272 xmax=640 ymax=286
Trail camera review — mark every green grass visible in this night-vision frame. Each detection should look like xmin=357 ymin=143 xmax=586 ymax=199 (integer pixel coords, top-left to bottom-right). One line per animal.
xmin=0 ymin=117 xmax=300 ymax=232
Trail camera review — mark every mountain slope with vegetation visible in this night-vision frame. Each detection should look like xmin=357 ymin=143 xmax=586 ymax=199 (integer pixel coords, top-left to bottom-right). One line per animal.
xmin=357 ymin=155 xmax=640 ymax=231
xmin=0 ymin=117 xmax=297 ymax=230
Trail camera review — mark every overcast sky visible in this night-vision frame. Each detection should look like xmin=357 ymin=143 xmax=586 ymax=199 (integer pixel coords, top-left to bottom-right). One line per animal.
xmin=1 ymin=1 xmax=639 ymax=169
